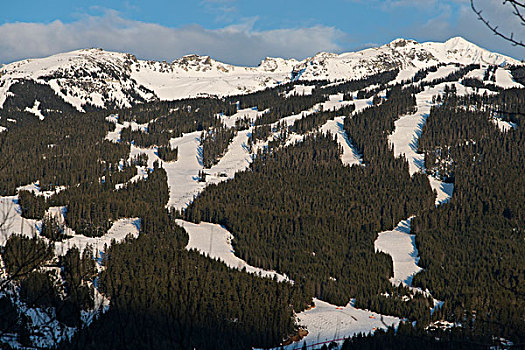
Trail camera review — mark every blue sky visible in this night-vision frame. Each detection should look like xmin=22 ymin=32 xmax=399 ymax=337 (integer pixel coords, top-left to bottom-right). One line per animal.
xmin=0 ymin=0 xmax=522 ymax=65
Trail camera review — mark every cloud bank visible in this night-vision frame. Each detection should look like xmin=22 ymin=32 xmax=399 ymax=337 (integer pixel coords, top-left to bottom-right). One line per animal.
xmin=0 ymin=11 xmax=344 ymax=66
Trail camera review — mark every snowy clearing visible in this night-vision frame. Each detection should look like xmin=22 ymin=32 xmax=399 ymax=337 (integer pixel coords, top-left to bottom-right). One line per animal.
xmin=388 ymin=84 xmax=456 ymax=205
xmin=495 ymin=68 xmax=522 ymax=89
xmin=422 ymin=65 xmax=459 ymax=83
xmin=24 ymin=100 xmax=45 ymax=120
xmin=16 ymin=181 xmax=66 ymax=199
xmin=491 ymin=117 xmax=518 ymax=132
xmin=285 ymin=85 xmax=315 ymax=97
xmin=374 ymin=218 xmax=420 ymax=286
xmin=177 ymin=219 xmax=290 ymax=282
xmin=105 ymin=114 xmax=148 ymax=143
xmin=220 ymin=107 xmax=267 ymax=128
xmin=0 ymin=196 xmax=39 ymax=245
xmin=269 ymin=298 xmax=400 ymax=349
xmin=319 ymin=117 xmax=362 ymax=166
xmin=0 ymin=195 xmax=140 ymax=255
xmin=53 ymin=214 xmax=141 ymax=256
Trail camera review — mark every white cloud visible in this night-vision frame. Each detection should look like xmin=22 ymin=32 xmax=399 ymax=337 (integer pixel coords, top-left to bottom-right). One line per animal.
xmin=0 ymin=11 xmax=343 ymax=66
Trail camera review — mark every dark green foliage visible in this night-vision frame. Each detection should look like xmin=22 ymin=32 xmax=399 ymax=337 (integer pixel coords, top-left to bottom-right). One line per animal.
xmin=201 ymin=126 xmax=236 ymax=168
xmin=48 ymin=163 xmax=170 ymax=237
xmin=157 ymin=145 xmax=178 ymax=162
xmin=340 ymin=323 xmax=496 ymax=349
xmin=60 ymin=247 xmax=96 ymax=310
xmin=18 ymin=190 xmax=48 ymax=219
xmin=40 ymin=214 xmax=69 ymax=241
xmin=19 ymin=271 xmax=60 ymax=308
xmin=1 ymin=80 xmax=82 ymax=123
xmin=461 ymin=78 xmax=502 ymax=92
xmin=290 ymin=104 xmax=355 ymax=134
xmin=413 ymin=90 xmax=525 ymax=339
xmin=319 ymin=69 xmax=399 ymax=95
xmin=186 ymin=134 xmax=435 ymax=318
xmin=1 ymin=235 xmax=54 ymax=280
xmin=0 ymin=110 xmax=129 ymax=196
xmin=120 ymin=127 xmax=170 ymax=148
xmin=344 ymin=86 xmax=417 ymax=165
xmin=249 ymin=124 xmax=272 ymax=144
xmin=510 ymin=65 xmax=525 ymax=85
xmin=64 ymin=225 xmax=308 ymax=350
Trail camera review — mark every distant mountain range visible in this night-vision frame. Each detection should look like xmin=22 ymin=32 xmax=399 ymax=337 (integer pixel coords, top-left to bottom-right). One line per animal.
xmin=0 ymin=36 xmax=520 ymax=112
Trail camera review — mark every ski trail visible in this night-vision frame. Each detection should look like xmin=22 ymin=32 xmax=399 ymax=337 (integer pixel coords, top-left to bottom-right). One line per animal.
xmin=389 ymin=84 xmax=455 ymax=205
xmin=374 ymin=217 xmax=420 ymax=286
xmin=177 ymin=219 xmax=290 ymax=283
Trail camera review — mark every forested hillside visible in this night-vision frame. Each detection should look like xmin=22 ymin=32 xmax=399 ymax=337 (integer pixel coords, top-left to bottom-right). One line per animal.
xmin=0 ymin=56 xmax=524 ymax=350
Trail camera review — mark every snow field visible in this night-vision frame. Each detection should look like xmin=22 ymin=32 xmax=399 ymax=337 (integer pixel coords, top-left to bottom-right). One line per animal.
xmin=319 ymin=117 xmax=362 ymax=166
xmin=264 ymin=299 xmax=401 ymax=350
xmin=24 ymin=100 xmax=45 ymax=120
xmin=0 ymin=194 xmax=140 ymax=255
xmin=177 ymin=219 xmax=290 ymax=282
xmin=374 ymin=218 xmax=420 ymax=286
xmin=388 ymin=83 xmax=456 ymax=205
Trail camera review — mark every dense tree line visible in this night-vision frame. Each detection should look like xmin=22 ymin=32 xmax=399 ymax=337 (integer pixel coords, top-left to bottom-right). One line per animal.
xmin=413 ymin=89 xmax=525 ymax=342
xmin=343 ymin=86 xmax=417 ymax=166
xmin=62 ymin=225 xmax=310 ymax=350
xmin=201 ymin=126 xmax=236 ymax=168
xmin=46 ymin=162 xmax=170 ymax=237
xmin=290 ymin=103 xmax=355 ymax=135
xmin=185 ymin=133 xmax=436 ymax=320
xmin=0 ymin=109 xmax=129 ymax=195
xmin=157 ymin=145 xmax=178 ymax=162
xmin=318 ymin=69 xmax=399 ymax=96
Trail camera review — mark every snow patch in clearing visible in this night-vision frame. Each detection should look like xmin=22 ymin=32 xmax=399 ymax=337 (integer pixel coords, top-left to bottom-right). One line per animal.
xmin=177 ymin=219 xmax=290 ymax=282
xmin=374 ymin=218 xmax=420 ymax=286
xmin=24 ymin=100 xmax=45 ymax=120
xmin=272 ymin=298 xmax=400 ymax=349
xmin=491 ymin=116 xmax=518 ymax=132
xmin=494 ymin=68 xmax=522 ymax=89
xmin=0 ymin=196 xmax=39 ymax=245
xmin=422 ymin=65 xmax=459 ymax=83
xmin=285 ymin=85 xmax=315 ymax=97
xmin=53 ymin=215 xmax=140 ymax=256
xmin=220 ymin=107 xmax=267 ymax=128
xmin=16 ymin=181 xmax=66 ymax=199
xmin=389 ymin=84 xmax=455 ymax=205
xmin=319 ymin=117 xmax=362 ymax=166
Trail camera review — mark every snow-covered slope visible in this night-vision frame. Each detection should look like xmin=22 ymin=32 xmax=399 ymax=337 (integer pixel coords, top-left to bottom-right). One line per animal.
xmin=0 ymin=37 xmax=520 ymax=112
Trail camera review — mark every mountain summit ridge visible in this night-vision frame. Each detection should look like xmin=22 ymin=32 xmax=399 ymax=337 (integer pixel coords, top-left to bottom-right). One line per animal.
xmin=0 ymin=36 xmax=520 ymax=111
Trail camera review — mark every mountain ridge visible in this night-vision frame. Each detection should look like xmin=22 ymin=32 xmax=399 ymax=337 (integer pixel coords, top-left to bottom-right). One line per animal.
xmin=0 ymin=36 xmax=521 ymax=112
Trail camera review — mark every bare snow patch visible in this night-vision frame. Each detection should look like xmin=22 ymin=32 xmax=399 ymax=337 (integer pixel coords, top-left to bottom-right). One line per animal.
xmin=16 ymin=181 xmax=66 ymax=199
xmin=277 ymin=298 xmax=400 ymax=349
xmin=24 ymin=100 xmax=45 ymax=120
xmin=53 ymin=215 xmax=141 ymax=256
xmin=285 ymin=85 xmax=315 ymax=97
xmin=389 ymin=84 xmax=455 ymax=205
xmin=319 ymin=117 xmax=362 ymax=166
xmin=177 ymin=219 xmax=290 ymax=283
xmin=494 ymin=68 xmax=522 ymax=89
xmin=220 ymin=107 xmax=267 ymax=128
xmin=491 ymin=116 xmax=518 ymax=132
xmin=374 ymin=218 xmax=421 ymax=286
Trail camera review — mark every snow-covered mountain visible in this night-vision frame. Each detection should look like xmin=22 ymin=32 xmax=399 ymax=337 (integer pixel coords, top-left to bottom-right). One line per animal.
xmin=0 ymin=37 xmax=520 ymax=112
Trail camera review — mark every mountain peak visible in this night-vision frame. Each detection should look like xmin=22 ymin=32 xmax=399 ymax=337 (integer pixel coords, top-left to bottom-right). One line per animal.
xmin=389 ymin=38 xmax=419 ymax=48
